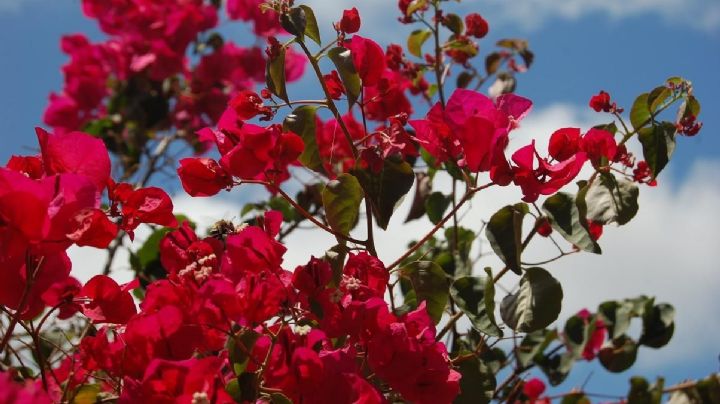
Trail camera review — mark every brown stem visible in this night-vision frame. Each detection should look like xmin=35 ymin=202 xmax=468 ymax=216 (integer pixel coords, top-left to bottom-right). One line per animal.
xmin=240 ymin=180 xmax=366 ymax=245
xmin=365 ymin=199 xmax=378 ymax=257
xmin=432 ymin=4 xmax=446 ymax=108
xmin=296 ymin=40 xmax=359 ymax=159
xmin=436 ymin=311 xmax=463 ymax=342
xmin=388 ymin=183 xmax=493 ymax=271
xmin=0 ymin=254 xmax=43 ymax=353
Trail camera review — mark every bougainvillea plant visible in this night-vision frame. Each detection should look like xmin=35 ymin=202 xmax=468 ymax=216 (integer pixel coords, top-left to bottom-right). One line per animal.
xmin=0 ymin=0 xmax=717 ymax=403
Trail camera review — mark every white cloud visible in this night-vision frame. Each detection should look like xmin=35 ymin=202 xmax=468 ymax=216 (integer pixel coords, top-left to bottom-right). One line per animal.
xmin=68 ymin=103 xmax=718 ymax=372
xmin=478 ymin=0 xmax=720 ymax=33
xmin=304 ymin=0 xmax=720 ymax=39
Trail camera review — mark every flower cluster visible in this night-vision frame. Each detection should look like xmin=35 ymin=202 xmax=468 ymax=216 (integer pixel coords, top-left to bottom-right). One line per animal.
xmin=44 ymin=0 xmax=305 ymax=161
xmin=0 ymin=129 xmax=175 ymax=320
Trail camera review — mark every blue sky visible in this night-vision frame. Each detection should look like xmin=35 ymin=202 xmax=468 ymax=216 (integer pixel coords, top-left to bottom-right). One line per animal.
xmin=0 ymin=0 xmax=718 ymax=397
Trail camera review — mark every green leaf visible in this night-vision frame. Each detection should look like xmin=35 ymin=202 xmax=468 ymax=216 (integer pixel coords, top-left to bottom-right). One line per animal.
xmin=136 ymin=228 xmax=170 ymax=269
xmin=598 ymin=300 xmax=633 ymax=339
xmin=408 ymin=29 xmax=432 ymax=58
xmin=324 ymin=244 xmax=348 ymax=287
xmin=406 ymin=0 xmax=427 ymax=15
xmin=496 ymin=38 xmax=529 ymax=51
xmin=594 ymin=121 xmax=619 ymax=135
xmin=519 ymin=49 xmax=535 ymax=68
xmin=679 ymin=95 xmax=701 ymax=119
xmin=322 ymin=173 xmax=363 ymax=237
xmin=563 ymin=314 xmax=587 ymax=356
xmin=648 ymin=86 xmax=671 ymax=113
xmin=691 ymin=374 xmax=720 ymax=403
xmin=442 ymin=13 xmax=464 ymax=34
xmin=537 ymin=351 xmax=575 ymax=386
xmin=516 ymin=329 xmax=558 ymax=368
xmin=82 ymin=117 xmax=114 ymax=137
xmin=268 ymin=197 xmax=298 ymax=222
xmin=425 ymin=192 xmax=451 ymax=224
xmin=270 ymin=393 xmax=293 ymax=404
xmin=543 ymin=192 xmax=601 ymax=254
xmin=227 ymin=329 xmax=261 ymax=376
xmin=583 ymin=173 xmax=639 ymax=226
xmin=266 ymin=46 xmax=289 ymax=104
xmin=450 ymin=272 xmax=503 ymax=337
xmin=486 ymin=203 xmax=529 ymax=275
xmin=456 ymin=71 xmax=474 ymax=89
xmin=280 ymin=7 xmax=307 ymax=39
xmin=225 ymin=378 xmax=242 ymax=402
xmin=479 ymin=347 xmax=507 ymax=374
xmin=284 ymin=105 xmax=325 ymax=174
xmin=298 ymin=5 xmax=321 ymax=46
xmin=598 ymin=335 xmax=638 ymax=373
xmin=226 ymin=373 xmax=259 ymax=402
xmin=561 ymin=393 xmax=591 ymax=404
xmin=639 ymin=302 xmax=675 ymax=348
xmin=405 ymin=172 xmax=431 ymax=223
xmin=563 ymin=313 xmax=601 ymax=360
xmin=72 ymin=384 xmax=101 ymax=404
xmin=131 ymin=215 xmax=193 ymax=286
xmin=500 ymin=267 xmax=563 ymax=332
xmin=455 ymin=354 xmax=496 ymax=404
xmin=485 ymin=52 xmax=502 ymax=76
xmin=630 ymin=92 xmax=651 ymax=130
xmin=445 ymin=227 xmax=475 ymax=274
xmin=638 ymin=122 xmax=676 ymax=180
xmin=446 ymin=38 xmax=478 ymax=57
xmin=400 ymin=261 xmax=449 ymax=324
xmin=627 ymin=376 xmax=664 ymax=404
xmin=352 ymin=157 xmax=415 ymax=230
xmin=328 ymin=47 xmax=362 ymax=107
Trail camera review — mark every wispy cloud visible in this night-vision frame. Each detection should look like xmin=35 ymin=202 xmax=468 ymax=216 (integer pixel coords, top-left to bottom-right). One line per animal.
xmin=477 ymin=0 xmax=720 ymax=33
xmin=304 ymin=0 xmax=720 ymax=39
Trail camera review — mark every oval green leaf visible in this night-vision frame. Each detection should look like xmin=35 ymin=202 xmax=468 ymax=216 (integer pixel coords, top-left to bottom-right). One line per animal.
xmin=328 ymin=47 xmax=361 ymax=107
xmin=351 ymin=157 xmax=415 ymax=230
xmin=299 ymin=5 xmax=321 ymax=46
xmin=283 ymin=105 xmax=325 ymax=174
xmin=486 ymin=203 xmax=529 ymax=274
xmin=598 ymin=335 xmax=638 ymax=373
xmin=408 ymin=29 xmax=432 ymax=58
xmin=500 ymin=267 xmax=563 ymax=332
xmin=266 ymin=46 xmax=289 ymax=104
xmin=543 ymin=192 xmax=601 ymax=254
xmin=400 ymin=261 xmax=449 ymax=324
xmin=321 ymin=173 xmax=363 ymax=237
xmin=583 ymin=173 xmax=639 ymax=226
xmin=638 ymin=122 xmax=676 ymax=179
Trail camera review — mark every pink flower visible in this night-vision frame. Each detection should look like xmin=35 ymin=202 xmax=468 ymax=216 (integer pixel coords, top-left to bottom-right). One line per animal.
xmin=79 ymin=275 xmax=138 ymax=324
xmin=177 ymin=158 xmax=232 ymax=197
xmin=339 ymin=8 xmax=361 ymax=34
xmin=523 ymin=377 xmax=546 ymax=399
xmin=410 ymin=89 xmax=532 ymax=175
xmin=66 ymin=208 xmax=118 ymax=248
xmin=580 ymin=128 xmax=617 ymax=167
xmin=347 ymin=36 xmax=386 ymax=87
xmin=511 ymin=141 xmax=587 ymax=202
xmin=548 ymin=127 xmax=582 ymax=161
xmin=36 ymin=128 xmax=111 ymax=191
xmin=465 ymin=13 xmax=489 ymax=38
xmin=367 ymin=303 xmax=461 ymax=403
xmin=589 ymin=90 xmax=613 ymax=112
